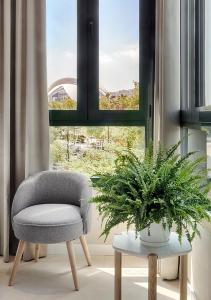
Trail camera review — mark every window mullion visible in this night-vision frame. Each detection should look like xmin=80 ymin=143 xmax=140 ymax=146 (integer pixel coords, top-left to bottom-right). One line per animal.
xmin=77 ymin=0 xmax=89 ymax=121
xmin=87 ymin=0 xmax=99 ymax=121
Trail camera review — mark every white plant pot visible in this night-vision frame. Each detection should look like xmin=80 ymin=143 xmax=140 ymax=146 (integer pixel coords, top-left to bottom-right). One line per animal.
xmin=140 ymin=222 xmax=171 ymax=247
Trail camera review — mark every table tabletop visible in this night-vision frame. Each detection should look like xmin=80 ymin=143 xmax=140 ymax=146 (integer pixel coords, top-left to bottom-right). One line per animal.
xmin=112 ymin=231 xmax=192 ymax=258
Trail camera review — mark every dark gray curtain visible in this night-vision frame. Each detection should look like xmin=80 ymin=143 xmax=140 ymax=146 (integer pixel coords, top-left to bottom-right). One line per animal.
xmin=0 ymin=0 xmax=49 ymax=262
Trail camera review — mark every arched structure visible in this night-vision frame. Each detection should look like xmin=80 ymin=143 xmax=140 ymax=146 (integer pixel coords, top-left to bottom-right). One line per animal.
xmin=48 ymin=78 xmax=107 ymax=102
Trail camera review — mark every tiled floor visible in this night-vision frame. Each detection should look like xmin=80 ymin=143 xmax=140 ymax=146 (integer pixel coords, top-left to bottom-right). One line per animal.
xmin=0 ymin=255 xmax=191 ymax=300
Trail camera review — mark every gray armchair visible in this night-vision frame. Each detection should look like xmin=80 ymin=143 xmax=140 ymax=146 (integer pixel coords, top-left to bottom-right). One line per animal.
xmin=9 ymin=171 xmax=92 ymax=290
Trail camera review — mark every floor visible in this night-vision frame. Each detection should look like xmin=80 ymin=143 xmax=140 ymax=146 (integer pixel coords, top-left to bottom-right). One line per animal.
xmin=0 ymin=255 xmax=191 ymax=300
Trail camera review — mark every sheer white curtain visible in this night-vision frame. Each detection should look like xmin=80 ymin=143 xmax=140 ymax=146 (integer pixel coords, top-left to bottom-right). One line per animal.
xmin=0 ymin=0 xmax=49 ymax=262
xmin=154 ymin=0 xmax=181 ymax=147
xmin=154 ymin=0 xmax=181 ymax=280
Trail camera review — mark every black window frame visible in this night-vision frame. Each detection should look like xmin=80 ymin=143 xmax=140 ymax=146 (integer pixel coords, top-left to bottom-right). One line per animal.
xmin=48 ymin=0 xmax=155 ymax=140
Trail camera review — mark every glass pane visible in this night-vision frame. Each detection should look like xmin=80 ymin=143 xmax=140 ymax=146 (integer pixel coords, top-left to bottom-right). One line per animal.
xmin=192 ymin=127 xmax=211 ymax=180
xmin=205 ymin=0 xmax=211 ymax=107
xmin=50 ymin=126 xmax=145 ymax=176
xmin=99 ymin=0 xmax=139 ymax=110
xmin=46 ymin=0 xmax=77 ymax=110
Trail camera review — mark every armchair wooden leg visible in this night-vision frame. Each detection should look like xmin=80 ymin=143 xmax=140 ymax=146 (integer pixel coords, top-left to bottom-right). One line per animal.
xmin=80 ymin=235 xmax=92 ymax=266
xmin=66 ymin=241 xmax=79 ymax=291
xmin=35 ymin=244 xmax=40 ymax=262
xmin=8 ymin=240 xmax=25 ymax=286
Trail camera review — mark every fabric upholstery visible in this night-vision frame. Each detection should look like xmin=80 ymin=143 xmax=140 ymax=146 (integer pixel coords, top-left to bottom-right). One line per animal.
xmin=13 ymin=204 xmax=83 ymax=244
xmin=11 ymin=171 xmax=92 ymax=243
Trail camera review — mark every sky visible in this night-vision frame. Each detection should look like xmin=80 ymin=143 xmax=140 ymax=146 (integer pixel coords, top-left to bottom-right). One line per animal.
xmin=46 ymin=0 xmax=139 ymax=91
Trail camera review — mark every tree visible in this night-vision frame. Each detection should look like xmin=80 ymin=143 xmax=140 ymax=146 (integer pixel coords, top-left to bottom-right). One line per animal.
xmin=86 ymin=127 xmax=105 ymax=140
xmin=50 ymin=140 xmax=66 ymax=164
xmin=48 ymin=97 xmax=77 ymax=110
xmin=99 ymin=82 xmax=139 ymax=110
xmin=49 ymin=82 xmax=145 ymax=175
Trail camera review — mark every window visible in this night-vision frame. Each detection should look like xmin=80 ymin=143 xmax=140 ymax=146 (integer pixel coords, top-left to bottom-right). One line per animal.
xmin=47 ymin=0 xmax=155 ymax=126
xmin=194 ymin=0 xmax=211 ymax=112
xmin=195 ymin=0 xmax=211 ymax=108
xmin=181 ymin=0 xmax=211 ymax=127
xmin=204 ymin=0 xmax=211 ymax=107
xmin=180 ymin=0 xmax=196 ymax=111
xmin=181 ymin=0 xmax=211 ymax=181
xmin=99 ymin=0 xmax=139 ymax=111
xmin=47 ymin=0 xmax=77 ymax=111
xmin=47 ymin=0 xmax=155 ymax=175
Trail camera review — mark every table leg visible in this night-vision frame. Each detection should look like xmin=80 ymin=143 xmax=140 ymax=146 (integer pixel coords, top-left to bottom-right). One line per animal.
xmin=115 ymin=251 xmax=122 ymax=300
xmin=180 ymin=255 xmax=188 ymax=300
xmin=148 ymin=254 xmax=157 ymax=300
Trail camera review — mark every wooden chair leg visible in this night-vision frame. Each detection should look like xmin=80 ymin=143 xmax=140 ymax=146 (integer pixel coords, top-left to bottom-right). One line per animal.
xmin=35 ymin=244 xmax=40 ymax=262
xmin=79 ymin=235 xmax=92 ymax=266
xmin=8 ymin=240 xmax=25 ymax=286
xmin=148 ymin=254 xmax=157 ymax=300
xmin=66 ymin=241 xmax=79 ymax=291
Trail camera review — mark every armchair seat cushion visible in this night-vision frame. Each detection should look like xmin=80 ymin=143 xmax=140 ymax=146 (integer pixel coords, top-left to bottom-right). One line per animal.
xmin=13 ymin=204 xmax=83 ymax=244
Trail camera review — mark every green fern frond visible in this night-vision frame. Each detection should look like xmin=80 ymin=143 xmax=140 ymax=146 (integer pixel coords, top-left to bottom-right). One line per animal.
xmin=91 ymin=140 xmax=211 ymax=244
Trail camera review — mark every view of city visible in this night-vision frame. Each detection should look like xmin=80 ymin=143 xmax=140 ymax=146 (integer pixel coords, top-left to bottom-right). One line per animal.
xmin=46 ymin=0 xmax=142 ymax=175
xmin=48 ymin=78 xmax=139 ymax=111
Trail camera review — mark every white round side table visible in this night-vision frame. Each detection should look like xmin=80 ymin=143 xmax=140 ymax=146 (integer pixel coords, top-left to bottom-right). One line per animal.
xmin=112 ymin=232 xmax=192 ymax=300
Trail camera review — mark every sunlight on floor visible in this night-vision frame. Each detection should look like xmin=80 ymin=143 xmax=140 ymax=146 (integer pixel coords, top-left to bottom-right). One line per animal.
xmin=98 ymin=267 xmax=181 ymax=300
xmin=135 ymin=282 xmax=179 ymax=300
xmin=0 ymin=255 xmax=190 ymax=300
xmin=97 ymin=267 xmax=148 ymax=277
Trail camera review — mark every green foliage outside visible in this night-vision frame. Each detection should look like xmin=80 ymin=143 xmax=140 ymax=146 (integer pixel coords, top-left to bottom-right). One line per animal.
xmin=99 ymin=81 xmax=139 ymax=110
xmin=49 ymin=82 xmax=143 ymax=175
xmin=49 ymin=82 xmax=144 ymax=175
xmin=50 ymin=126 xmax=145 ymax=176
xmin=48 ymin=97 xmax=77 ymax=110
xmin=48 ymin=81 xmax=139 ymax=111
xmin=92 ymin=140 xmax=211 ymax=244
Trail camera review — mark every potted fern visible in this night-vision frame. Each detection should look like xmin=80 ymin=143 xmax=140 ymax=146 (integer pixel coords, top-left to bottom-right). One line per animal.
xmin=91 ymin=141 xmax=211 ymax=246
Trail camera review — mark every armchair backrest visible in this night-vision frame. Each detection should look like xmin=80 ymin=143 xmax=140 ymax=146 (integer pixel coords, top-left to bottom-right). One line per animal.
xmin=11 ymin=171 xmax=92 ymax=219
